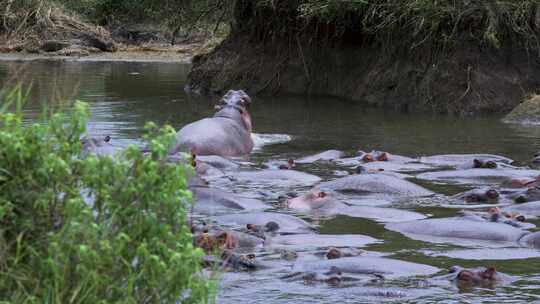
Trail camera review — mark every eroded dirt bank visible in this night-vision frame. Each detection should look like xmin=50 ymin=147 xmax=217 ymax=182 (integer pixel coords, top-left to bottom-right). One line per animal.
xmin=188 ymin=1 xmax=540 ymax=115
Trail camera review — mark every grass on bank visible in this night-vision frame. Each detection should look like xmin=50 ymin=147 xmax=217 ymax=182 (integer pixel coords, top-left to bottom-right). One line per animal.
xmin=247 ymin=0 xmax=540 ymax=52
xmin=0 ymin=86 xmax=215 ymax=303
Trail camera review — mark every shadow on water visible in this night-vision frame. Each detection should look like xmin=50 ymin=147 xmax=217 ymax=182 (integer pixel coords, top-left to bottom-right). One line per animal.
xmin=2 ymin=60 xmax=540 ymax=303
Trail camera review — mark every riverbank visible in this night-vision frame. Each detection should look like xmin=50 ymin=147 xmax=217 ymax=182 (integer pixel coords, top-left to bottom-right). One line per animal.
xmin=0 ymin=0 xmax=223 ymax=64
xmin=0 ymin=43 xmax=204 ymax=63
xmin=188 ymin=1 xmax=540 ymax=115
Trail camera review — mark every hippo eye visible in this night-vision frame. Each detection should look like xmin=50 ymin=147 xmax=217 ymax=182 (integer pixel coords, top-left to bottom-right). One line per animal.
xmin=318 ymin=191 xmax=327 ymax=198
xmin=104 ymin=135 xmax=111 ymax=142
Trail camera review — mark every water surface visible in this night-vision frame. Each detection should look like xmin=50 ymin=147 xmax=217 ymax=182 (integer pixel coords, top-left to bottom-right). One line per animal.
xmin=1 ymin=60 xmax=540 ymax=303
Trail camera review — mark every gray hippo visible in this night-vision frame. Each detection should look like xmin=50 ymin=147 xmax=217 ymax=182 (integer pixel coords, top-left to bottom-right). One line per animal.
xmin=416 ymin=168 xmax=540 ymax=186
xmin=172 ymin=90 xmax=253 ymax=157
xmin=435 ymin=266 xmax=513 ymax=289
xmin=81 ymin=135 xmax=115 ymax=157
xmin=319 ymin=173 xmax=434 ymax=197
xmin=266 ymin=233 xmax=380 ymax=250
xmin=286 ymin=256 xmax=440 ymax=280
xmin=503 ymin=201 xmax=540 ymax=219
xmin=287 ymin=189 xmax=426 ymax=222
xmin=191 ymin=187 xmax=268 ymax=215
xmin=335 ymin=151 xmax=433 ymax=173
xmin=451 ymin=188 xmax=500 ymax=204
xmin=295 ymin=150 xmax=346 ymax=164
xmin=386 ymin=218 xmax=540 ymax=248
xmin=234 ymin=169 xmax=322 ymax=186
xmin=418 ymin=154 xmax=513 ymax=168
xmin=212 ymin=212 xmax=315 ymax=234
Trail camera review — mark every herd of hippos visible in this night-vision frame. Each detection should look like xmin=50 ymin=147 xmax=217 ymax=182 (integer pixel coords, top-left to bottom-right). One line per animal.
xmin=83 ymin=90 xmax=540 ymax=294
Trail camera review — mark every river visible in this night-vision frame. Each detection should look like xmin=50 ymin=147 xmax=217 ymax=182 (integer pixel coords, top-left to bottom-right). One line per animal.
xmin=1 ymin=60 xmax=540 ymax=303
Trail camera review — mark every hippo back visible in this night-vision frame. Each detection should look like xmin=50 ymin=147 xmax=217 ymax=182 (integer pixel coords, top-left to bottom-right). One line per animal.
xmin=174 ymin=116 xmax=253 ymax=156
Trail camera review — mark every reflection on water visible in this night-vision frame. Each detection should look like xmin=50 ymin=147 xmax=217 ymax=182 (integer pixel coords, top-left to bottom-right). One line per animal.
xmin=1 ymin=60 xmax=540 ymax=303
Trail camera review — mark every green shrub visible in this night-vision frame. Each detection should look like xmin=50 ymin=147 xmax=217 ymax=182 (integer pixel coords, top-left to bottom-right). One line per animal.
xmin=0 ymin=86 xmax=214 ymax=303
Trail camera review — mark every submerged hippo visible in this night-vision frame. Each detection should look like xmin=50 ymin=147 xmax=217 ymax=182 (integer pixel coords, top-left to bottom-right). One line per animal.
xmin=172 ymin=90 xmax=253 ymax=157
xmin=416 ymin=168 xmax=540 ymax=186
xmin=213 ymin=212 xmax=314 ymax=234
xmin=267 ymin=233 xmax=380 ymax=249
xmin=286 ymin=256 xmax=440 ymax=280
xmin=386 ymin=218 xmax=540 ymax=248
xmin=81 ymin=135 xmax=115 ymax=157
xmin=503 ymin=201 xmax=540 ymax=219
xmin=418 ymin=154 xmax=513 ymax=168
xmin=234 ymin=169 xmax=322 ymax=186
xmin=191 ymin=187 xmax=268 ymax=215
xmin=295 ymin=150 xmax=346 ymax=164
xmin=287 ymin=189 xmax=426 ymax=222
xmin=319 ymin=173 xmax=434 ymax=197
xmin=451 ymin=188 xmax=500 ymax=204
xmin=193 ymin=228 xmax=263 ymax=253
xmin=436 ymin=266 xmax=513 ymax=288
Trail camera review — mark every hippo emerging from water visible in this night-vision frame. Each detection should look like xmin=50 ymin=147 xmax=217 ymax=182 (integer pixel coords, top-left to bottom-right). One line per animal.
xmin=172 ymin=90 xmax=253 ymax=157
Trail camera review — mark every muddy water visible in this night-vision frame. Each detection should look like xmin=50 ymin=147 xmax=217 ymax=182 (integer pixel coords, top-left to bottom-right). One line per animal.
xmin=2 ymin=60 xmax=540 ymax=303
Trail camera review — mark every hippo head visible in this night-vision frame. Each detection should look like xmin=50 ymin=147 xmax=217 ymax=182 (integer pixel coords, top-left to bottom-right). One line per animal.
xmin=214 ymin=90 xmax=253 ymax=131
xmin=326 ymin=248 xmax=342 ymax=260
xmin=217 ymin=90 xmax=252 ymax=109
xmin=450 ymin=266 xmax=500 ymax=285
xmin=287 ymin=189 xmax=331 ymax=210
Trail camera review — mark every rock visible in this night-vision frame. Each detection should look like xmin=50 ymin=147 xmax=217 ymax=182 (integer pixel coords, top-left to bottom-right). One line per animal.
xmin=503 ymin=95 xmax=540 ymax=124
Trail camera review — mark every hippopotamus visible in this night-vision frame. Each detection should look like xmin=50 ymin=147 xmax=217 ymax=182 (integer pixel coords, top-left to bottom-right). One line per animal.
xmin=172 ymin=90 xmax=253 ymax=157
xmin=386 ymin=218 xmax=540 ymax=248
xmin=436 ymin=266 xmax=513 ymax=288
xmin=212 ymin=212 xmax=314 ymax=234
xmin=286 ymin=256 xmax=440 ymax=280
xmin=81 ymin=135 xmax=115 ymax=157
xmin=451 ymin=188 xmax=500 ymax=204
xmin=191 ymin=187 xmax=268 ymax=215
xmin=503 ymin=201 xmax=540 ymax=219
xmin=295 ymin=150 xmax=346 ymax=164
xmin=261 ymin=159 xmax=295 ymax=170
xmin=286 ymin=189 xmax=426 ymax=222
xmin=418 ymin=154 xmax=513 ymax=168
xmin=319 ymin=173 xmax=434 ymax=197
xmin=202 ymin=250 xmax=259 ymax=271
xmin=459 ymin=209 xmax=533 ymax=229
xmin=416 ymin=168 xmax=540 ymax=186
xmin=427 ymin=247 xmax=540 ymax=260
xmin=193 ymin=228 xmax=263 ymax=253
xmin=234 ymin=169 xmax=322 ymax=186
xmin=266 ymin=234 xmax=380 ymax=250
xmin=335 ymin=151 xmax=431 ymax=173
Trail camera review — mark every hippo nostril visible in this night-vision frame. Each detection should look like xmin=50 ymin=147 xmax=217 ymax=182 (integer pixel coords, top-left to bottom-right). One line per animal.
xmin=473 ymin=159 xmax=483 ymax=168
xmin=516 ymin=215 xmax=526 ymax=222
